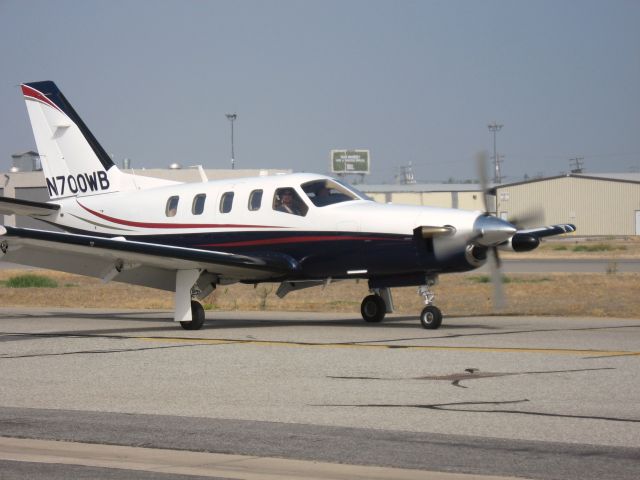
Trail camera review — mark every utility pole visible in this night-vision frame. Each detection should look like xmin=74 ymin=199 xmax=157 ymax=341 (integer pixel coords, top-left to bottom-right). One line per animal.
xmin=225 ymin=113 xmax=237 ymax=169
xmin=569 ymin=157 xmax=584 ymax=173
xmin=398 ymin=162 xmax=416 ymax=184
xmin=487 ymin=122 xmax=503 ymax=183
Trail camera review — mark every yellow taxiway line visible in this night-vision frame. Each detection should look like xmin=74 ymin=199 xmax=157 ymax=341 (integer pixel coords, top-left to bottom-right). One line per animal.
xmin=0 ymin=436 xmax=522 ymax=480
xmin=139 ymin=336 xmax=640 ymax=357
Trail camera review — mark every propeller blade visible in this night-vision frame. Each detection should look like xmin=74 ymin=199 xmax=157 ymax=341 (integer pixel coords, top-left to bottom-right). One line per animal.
xmin=475 ymin=151 xmax=490 ymax=214
xmin=508 ymin=208 xmax=544 ymax=230
xmin=488 ymin=247 xmax=506 ymax=310
xmin=491 ymin=246 xmax=502 ymax=269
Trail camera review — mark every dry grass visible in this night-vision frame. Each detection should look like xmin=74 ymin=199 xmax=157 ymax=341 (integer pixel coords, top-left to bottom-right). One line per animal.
xmin=1 ymin=269 xmax=638 ymax=319
xmin=502 ymin=236 xmax=640 ymax=260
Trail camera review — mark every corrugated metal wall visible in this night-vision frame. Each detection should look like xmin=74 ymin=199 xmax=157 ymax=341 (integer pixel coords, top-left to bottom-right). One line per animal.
xmin=457 ymin=192 xmax=485 ymax=211
xmin=362 ymin=190 xmax=485 ymax=210
xmin=496 ymin=176 xmax=640 ymax=235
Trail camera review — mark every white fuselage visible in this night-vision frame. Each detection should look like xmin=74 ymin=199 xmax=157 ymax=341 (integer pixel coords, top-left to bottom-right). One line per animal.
xmin=50 ymin=173 xmax=480 ymax=238
xmin=43 ymin=172 xmax=485 ymax=280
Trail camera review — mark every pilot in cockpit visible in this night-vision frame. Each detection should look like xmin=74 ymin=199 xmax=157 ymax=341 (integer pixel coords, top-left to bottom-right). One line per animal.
xmin=275 ymin=188 xmax=304 ymax=215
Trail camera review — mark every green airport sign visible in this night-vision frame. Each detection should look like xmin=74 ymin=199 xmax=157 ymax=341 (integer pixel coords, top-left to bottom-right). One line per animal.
xmin=330 ymin=150 xmax=370 ymax=174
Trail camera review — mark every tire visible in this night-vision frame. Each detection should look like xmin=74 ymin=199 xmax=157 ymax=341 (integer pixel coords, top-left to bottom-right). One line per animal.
xmin=361 ymin=295 xmax=386 ymax=323
xmin=420 ymin=305 xmax=442 ymax=329
xmin=180 ymin=300 xmax=205 ymax=330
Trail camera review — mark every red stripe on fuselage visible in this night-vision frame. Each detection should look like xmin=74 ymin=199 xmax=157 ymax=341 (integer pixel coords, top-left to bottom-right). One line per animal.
xmin=77 ymin=200 xmax=284 ymax=230
xmin=21 ymin=85 xmax=64 ymax=114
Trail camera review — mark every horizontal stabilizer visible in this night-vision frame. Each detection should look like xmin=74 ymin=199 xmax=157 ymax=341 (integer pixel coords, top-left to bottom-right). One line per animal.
xmin=0 ymin=197 xmax=60 ymax=217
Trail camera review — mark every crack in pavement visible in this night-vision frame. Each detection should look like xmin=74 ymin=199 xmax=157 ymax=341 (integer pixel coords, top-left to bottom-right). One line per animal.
xmin=318 ymin=399 xmax=640 ymax=423
xmin=328 ymin=367 xmax=616 ymax=388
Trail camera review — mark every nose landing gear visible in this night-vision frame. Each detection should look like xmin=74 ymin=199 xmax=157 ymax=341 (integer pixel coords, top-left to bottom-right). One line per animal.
xmin=419 ymin=277 xmax=442 ymax=329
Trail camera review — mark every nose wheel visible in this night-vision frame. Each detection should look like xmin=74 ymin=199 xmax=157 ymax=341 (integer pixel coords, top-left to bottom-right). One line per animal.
xmin=420 ymin=305 xmax=442 ymax=329
xmin=418 ymin=277 xmax=443 ymax=329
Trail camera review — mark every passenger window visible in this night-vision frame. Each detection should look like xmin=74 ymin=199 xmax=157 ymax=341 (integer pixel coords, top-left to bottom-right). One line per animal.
xmin=166 ymin=196 xmax=179 ymax=217
xmin=273 ymin=188 xmax=308 ymax=216
xmin=248 ymin=190 xmax=263 ymax=211
xmin=192 ymin=194 xmax=206 ymax=215
xmin=219 ymin=192 xmax=234 ymax=213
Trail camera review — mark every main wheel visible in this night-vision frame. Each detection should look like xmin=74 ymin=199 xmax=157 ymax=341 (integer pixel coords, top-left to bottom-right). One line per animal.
xmin=361 ymin=295 xmax=386 ymax=323
xmin=420 ymin=305 xmax=442 ymax=329
xmin=180 ymin=300 xmax=205 ymax=330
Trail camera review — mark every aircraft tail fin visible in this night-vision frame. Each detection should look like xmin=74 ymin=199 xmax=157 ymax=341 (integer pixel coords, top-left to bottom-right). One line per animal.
xmin=21 ymin=81 xmax=175 ymax=200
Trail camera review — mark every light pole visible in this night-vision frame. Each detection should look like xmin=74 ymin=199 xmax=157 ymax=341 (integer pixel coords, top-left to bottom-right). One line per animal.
xmin=226 ymin=113 xmax=237 ymax=169
xmin=487 ymin=121 xmax=503 ymax=183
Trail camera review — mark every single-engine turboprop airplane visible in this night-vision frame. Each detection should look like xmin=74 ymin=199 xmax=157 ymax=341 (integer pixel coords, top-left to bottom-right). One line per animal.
xmin=0 ymin=81 xmax=575 ymax=330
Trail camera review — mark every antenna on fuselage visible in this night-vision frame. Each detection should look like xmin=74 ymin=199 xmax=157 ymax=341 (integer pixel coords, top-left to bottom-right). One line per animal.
xmin=189 ymin=165 xmax=208 ymax=182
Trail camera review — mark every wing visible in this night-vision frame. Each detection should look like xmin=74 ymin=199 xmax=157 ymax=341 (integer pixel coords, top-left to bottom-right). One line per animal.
xmin=0 ymin=197 xmax=60 ymax=217
xmin=517 ymin=223 xmax=576 ymax=238
xmin=0 ymin=226 xmax=297 ymax=291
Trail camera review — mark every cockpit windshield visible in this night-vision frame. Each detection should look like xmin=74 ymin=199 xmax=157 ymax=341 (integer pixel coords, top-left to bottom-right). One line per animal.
xmin=301 ymin=179 xmax=367 ymax=207
xmin=333 ymin=178 xmax=373 ymax=201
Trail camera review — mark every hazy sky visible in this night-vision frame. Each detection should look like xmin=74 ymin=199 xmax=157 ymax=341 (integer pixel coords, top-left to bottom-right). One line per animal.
xmin=1 ymin=0 xmax=639 ymax=183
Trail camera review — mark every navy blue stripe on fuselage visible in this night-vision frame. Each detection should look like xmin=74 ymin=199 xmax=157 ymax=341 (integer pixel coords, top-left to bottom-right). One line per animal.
xmin=136 ymin=230 xmax=424 ymax=278
xmin=44 ymin=226 xmax=476 ymax=278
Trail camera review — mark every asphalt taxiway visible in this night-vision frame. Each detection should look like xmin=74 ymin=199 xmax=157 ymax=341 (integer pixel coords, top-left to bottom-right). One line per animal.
xmin=0 ymin=308 xmax=638 ymax=479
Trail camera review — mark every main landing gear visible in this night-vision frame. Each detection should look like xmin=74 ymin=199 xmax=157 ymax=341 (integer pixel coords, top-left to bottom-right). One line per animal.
xmin=361 ymin=287 xmax=394 ymax=323
xmin=175 ymin=269 xmax=216 ymax=331
xmin=180 ymin=300 xmax=205 ymax=330
xmin=360 ymin=277 xmax=443 ymax=329
xmin=361 ymin=294 xmax=387 ymax=323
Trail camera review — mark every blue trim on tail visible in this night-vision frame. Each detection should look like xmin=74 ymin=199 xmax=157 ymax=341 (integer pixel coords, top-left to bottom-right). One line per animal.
xmin=23 ymin=81 xmax=116 ymax=172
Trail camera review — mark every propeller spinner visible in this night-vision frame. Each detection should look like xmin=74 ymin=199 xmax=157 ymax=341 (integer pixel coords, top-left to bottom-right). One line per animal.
xmin=473 ymin=215 xmax=517 ymax=246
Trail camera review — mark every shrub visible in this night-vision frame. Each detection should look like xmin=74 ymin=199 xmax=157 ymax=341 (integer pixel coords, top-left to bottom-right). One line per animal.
xmin=5 ymin=274 xmax=58 ymax=288
xmin=468 ymin=275 xmax=511 ymax=283
xmin=572 ymin=244 xmax=614 ymax=252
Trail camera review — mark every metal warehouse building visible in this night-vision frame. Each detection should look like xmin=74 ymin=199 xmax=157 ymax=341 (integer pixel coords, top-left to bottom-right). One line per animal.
xmin=493 ymin=173 xmax=640 ymax=236
xmin=360 ymin=184 xmax=487 ymax=211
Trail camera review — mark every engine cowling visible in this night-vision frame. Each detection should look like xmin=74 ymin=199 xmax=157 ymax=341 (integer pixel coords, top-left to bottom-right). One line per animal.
xmin=465 ymin=244 xmax=488 ymax=268
xmin=498 ymin=233 xmax=540 ymax=252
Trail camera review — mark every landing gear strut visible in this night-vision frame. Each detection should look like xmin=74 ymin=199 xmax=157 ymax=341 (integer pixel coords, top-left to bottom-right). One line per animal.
xmin=419 ymin=277 xmax=442 ymax=329
xmin=174 ymin=269 xmax=212 ymax=331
